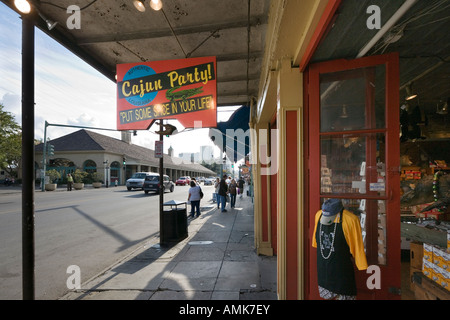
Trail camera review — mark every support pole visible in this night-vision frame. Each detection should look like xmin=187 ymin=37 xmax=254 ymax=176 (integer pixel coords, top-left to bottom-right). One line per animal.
xmin=41 ymin=121 xmax=48 ymax=191
xmin=159 ymin=120 xmax=165 ymax=244
xmin=21 ymin=13 xmax=35 ymax=300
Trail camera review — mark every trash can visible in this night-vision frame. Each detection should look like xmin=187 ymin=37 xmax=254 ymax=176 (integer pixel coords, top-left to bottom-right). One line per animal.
xmin=162 ymin=200 xmax=188 ymax=243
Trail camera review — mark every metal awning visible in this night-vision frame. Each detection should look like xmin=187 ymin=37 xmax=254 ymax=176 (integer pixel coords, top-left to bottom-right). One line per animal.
xmin=209 ymin=105 xmax=250 ymax=162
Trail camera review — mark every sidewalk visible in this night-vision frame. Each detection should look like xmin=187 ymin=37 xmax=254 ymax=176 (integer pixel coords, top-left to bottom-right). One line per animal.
xmin=61 ymin=192 xmax=277 ymax=300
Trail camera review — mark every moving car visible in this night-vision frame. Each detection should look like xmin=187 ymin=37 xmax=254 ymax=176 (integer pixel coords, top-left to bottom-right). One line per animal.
xmin=204 ymin=177 xmax=215 ymax=185
xmin=126 ymin=172 xmax=152 ymax=190
xmin=143 ymin=173 xmax=174 ymax=194
xmin=175 ymin=176 xmax=190 ymax=186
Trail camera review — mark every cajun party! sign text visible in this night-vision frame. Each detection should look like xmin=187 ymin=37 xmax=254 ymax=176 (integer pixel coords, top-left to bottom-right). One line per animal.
xmin=116 ymin=56 xmax=217 ymax=130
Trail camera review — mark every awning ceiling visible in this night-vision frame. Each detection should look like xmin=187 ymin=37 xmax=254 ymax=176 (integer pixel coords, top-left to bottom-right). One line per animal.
xmin=3 ymin=0 xmax=449 ymax=130
xmin=2 ymin=0 xmax=270 ymax=108
xmin=209 ymin=105 xmax=250 ymax=162
xmin=310 ymin=0 xmax=450 ymax=122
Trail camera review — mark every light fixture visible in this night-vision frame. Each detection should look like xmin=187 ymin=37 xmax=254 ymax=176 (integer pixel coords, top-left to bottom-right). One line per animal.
xmin=14 ymin=0 xmax=31 ymax=14
xmin=436 ymin=98 xmax=449 ymax=115
xmin=150 ymin=0 xmax=163 ymax=11
xmin=14 ymin=0 xmax=58 ymax=30
xmin=39 ymin=12 xmax=58 ymax=30
xmin=340 ymin=105 xmax=348 ymax=118
xmin=133 ymin=0 xmax=146 ymax=12
xmin=133 ymin=0 xmax=162 ymax=11
xmin=405 ymin=83 xmax=417 ymax=101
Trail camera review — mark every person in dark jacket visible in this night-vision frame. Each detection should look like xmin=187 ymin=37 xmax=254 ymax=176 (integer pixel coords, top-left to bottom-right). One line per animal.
xmin=218 ymin=174 xmax=228 ymax=212
xmin=238 ymin=177 xmax=245 ymax=198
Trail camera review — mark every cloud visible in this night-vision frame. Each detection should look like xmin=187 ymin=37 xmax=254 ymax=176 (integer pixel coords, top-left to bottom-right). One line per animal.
xmin=0 ymin=92 xmax=21 ymax=117
xmin=0 ymin=4 xmax=232 ymax=158
xmin=67 ymin=113 xmax=99 ymax=128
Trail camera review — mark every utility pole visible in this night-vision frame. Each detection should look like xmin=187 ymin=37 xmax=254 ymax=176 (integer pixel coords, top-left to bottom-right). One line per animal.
xmin=159 ymin=119 xmax=165 ymax=244
xmin=154 ymin=120 xmax=176 ymax=245
xmin=22 ymin=12 xmax=35 ymax=300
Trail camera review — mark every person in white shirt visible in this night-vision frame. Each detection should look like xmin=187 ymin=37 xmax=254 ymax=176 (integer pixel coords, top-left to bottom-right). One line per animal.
xmin=188 ymin=180 xmax=202 ymax=218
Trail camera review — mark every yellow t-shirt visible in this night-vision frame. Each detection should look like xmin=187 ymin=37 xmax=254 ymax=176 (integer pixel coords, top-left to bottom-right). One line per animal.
xmin=312 ymin=209 xmax=368 ymax=271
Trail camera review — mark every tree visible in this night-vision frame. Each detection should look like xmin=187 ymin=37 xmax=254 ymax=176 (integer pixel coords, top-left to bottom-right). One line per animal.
xmin=72 ymin=169 xmax=88 ymax=183
xmin=0 ymin=103 xmax=22 ymax=177
xmin=201 ymin=161 xmax=221 ymax=176
xmin=46 ymin=169 xmax=61 ymax=183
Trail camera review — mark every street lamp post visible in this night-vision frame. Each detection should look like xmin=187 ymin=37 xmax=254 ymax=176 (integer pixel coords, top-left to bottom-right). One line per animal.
xmin=159 ymin=120 xmax=164 ymax=244
xmin=103 ymin=160 xmax=109 ymax=188
xmin=21 ymin=11 xmax=35 ymax=300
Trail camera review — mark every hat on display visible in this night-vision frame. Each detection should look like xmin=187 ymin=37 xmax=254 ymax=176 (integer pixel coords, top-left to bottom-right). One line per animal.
xmin=320 ymin=198 xmax=343 ymax=225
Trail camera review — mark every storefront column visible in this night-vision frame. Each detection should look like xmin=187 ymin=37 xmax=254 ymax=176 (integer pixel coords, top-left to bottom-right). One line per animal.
xmin=276 ymin=58 xmax=304 ymax=300
xmin=251 ymin=121 xmax=274 ymax=257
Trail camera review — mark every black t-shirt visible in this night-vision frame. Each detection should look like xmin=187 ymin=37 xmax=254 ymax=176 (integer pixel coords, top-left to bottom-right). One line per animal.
xmin=218 ymin=179 xmax=228 ymax=196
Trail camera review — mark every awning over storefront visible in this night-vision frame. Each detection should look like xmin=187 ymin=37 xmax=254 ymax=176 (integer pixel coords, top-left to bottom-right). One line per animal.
xmin=209 ymin=105 xmax=250 ymax=162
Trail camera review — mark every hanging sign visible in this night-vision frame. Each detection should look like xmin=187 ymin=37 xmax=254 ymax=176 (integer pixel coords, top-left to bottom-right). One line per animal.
xmin=116 ymin=56 xmax=217 ymax=130
xmin=155 ymin=141 xmax=163 ymax=158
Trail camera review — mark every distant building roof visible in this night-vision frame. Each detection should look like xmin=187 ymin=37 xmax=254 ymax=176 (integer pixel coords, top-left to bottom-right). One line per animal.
xmin=36 ymin=129 xmax=215 ymax=175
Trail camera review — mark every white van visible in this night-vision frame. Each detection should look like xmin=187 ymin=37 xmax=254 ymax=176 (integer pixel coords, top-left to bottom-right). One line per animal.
xmin=126 ymin=172 xmax=152 ymax=190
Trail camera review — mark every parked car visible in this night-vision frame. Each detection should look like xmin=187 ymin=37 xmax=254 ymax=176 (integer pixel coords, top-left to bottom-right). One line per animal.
xmin=196 ymin=176 xmax=205 ymax=183
xmin=204 ymin=177 xmax=215 ymax=185
xmin=143 ymin=173 xmax=174 ymax=194
xmin=126 ymin=172 xmax=153 ymax=190
xmin=176 ymin=176 xmax=190 ymax=186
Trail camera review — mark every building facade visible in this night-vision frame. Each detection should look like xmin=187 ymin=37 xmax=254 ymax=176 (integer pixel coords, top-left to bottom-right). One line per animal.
xmin=252 ymin=0 xmax=450 ymax=300
xmin=35 ymin=129 xmax=216 ymax=185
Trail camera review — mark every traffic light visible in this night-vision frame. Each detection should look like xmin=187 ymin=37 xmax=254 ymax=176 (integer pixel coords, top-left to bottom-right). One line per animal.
xmin=123 ymin=157 xmax=126 ymax=165
xmin=47 ymin=144 xmax=55 ymax=157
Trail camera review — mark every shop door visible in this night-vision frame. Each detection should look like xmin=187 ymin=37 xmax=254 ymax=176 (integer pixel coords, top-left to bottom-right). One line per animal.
xmin=306 ymin=53 xmax=400 ymax=300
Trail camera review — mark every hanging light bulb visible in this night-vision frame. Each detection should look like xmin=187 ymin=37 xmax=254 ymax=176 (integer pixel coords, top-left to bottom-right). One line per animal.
xmin=340 ymin=105 xmax=348 ymax=118
xmin=150 ymin=0 xmax=163 ymax=11
xmin=133 ymin=0 xmax=146 ymax=12
xmin=45 ymin=18 xmax=58 ymax=30
xmin=437 ymin=98 xmax=449 ymax=115
xmin=14 ymin=0 xmax=31 ymax=14
xmin=39 ymin=12 xmax=58 ymax=30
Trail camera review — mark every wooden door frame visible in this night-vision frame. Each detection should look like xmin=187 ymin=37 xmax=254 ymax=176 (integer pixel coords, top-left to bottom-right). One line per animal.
xmin=304 ymin=52 xmax=400 ymax=299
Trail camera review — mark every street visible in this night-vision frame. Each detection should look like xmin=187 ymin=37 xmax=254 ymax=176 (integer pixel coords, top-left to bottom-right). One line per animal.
xmin=0 ymin=183 xmax=215 ymax=300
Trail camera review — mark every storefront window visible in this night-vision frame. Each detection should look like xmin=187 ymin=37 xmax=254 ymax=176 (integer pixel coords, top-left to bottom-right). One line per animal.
xmin=319 ymin=65 xmax=386 ymax=132
xmin=320 ymin=133 xmax=386 ymax=196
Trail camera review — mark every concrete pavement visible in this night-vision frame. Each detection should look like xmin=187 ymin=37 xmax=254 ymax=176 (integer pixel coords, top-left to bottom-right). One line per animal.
xmin=60 ymin=191 xmax=277 ymax=300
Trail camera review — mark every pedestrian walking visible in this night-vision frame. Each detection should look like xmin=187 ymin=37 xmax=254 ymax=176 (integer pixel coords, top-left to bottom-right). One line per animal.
xmin=187 ymin=180 xmax=202 ymax=218
xmin=238 ymin=177 xmax=245 ymax=198
xmin=218 ymin=174 xmax=228 ymax=212
xmin=67 ymin=173 xmax=73 ymax=191
xmin=229 ymin=178 xmax=237 ymax=208
xmin=214 ymin=177 xmax=220 ymax=207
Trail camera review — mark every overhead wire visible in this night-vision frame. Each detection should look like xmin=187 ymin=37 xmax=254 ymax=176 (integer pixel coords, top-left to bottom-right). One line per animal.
xmin=40 ymin=0 xmax=98 ymax=11
xmin=372 ymin=0 xmax=450 ymax=55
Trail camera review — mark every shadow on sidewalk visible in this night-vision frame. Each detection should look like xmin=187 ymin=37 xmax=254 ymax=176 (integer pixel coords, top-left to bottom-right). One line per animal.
xmin=62 ymin=192 xmax=277 ymax=300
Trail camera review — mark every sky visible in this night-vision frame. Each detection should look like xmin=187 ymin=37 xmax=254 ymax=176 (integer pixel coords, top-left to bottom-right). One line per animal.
xmin=0 ymin=2 xmax=237 ymax=159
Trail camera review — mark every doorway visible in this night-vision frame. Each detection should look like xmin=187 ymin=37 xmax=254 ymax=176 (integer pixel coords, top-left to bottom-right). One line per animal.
xmin=306 ymin=53 xmax=401 ymax=299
